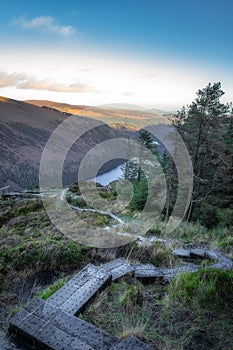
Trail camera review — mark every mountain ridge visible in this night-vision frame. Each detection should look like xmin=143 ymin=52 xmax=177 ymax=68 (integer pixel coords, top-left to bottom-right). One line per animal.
xmin=0 ymin=96 xmax=126 ymax=190
xmin=26 ymin=99 xmax=171 ymax=128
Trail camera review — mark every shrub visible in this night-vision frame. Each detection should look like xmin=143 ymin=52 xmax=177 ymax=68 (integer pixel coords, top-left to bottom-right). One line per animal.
xmin=93 ymin=214 xmax=110 ymax=227
xmin=1 ymin=239 xmax=85 ymax=271
xmin=166 ymin=268 xmax=233 ymax=309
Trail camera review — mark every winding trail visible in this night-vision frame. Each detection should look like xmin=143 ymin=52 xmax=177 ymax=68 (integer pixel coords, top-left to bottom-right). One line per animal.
xmin=2 ymin=189 xmax=233 ymax=265
xmin=69 ymin=204 xmax=125 ymax=226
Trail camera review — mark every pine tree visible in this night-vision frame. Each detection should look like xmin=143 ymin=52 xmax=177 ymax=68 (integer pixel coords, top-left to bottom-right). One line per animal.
xmin=173 ymin=82 xmax=232 ymax=221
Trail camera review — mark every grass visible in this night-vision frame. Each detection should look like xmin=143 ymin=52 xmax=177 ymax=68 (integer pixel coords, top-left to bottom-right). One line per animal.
xmin=0 ymin=187 xmax=233 ymax=349
xmin=0 ymin=238 xmax=85 ymax=272
xmin=37 ymin=274 xmax=69 ymax=300
xmin=7 ymin=303 xmax=24 ymax=319
xmin=159 ymin=269 xmax=233 ymax=349
xmin=82 ymin=279 xmax=151 ymax=341
xmin=126 ymin=240 xmax=179 ymax=267
xmin=81 ymin=271 xmax=233 ymax=350
xmin=0 ymin=198 xmax=89 ymax=294
xmin=165 ymin=268 xmax=233 ymax=309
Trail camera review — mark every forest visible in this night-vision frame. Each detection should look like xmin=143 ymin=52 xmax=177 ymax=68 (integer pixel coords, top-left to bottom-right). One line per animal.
xmin=124 ymin=82 xmax=233 ymax=229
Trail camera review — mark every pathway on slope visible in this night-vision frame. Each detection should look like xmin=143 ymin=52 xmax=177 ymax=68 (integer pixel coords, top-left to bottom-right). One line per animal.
xmin=9 ymin=251 xmax=233 ymax=350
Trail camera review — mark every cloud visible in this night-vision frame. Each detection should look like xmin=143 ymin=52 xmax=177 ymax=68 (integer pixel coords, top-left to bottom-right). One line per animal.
xmin=79 ymin=67 xmax=91 ymax=72
xmin=122 ymin=91 xmax=134 ymax=96
xmin=0 ymin=71 xmax=91 ymax=93
xmin=0 ymin=71 xmax=25 ymax=88
xmin=142 ymin=72 xmax=158 ymax=79
xmin=12 ymin=15 xmax=75 ymax=37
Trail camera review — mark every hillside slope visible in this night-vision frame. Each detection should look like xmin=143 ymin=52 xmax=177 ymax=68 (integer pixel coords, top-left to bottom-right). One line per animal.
xmin=26 ymin=100 xmax=170 ymax=128
xmin=0 ymin=97 xmax=124 ymax=189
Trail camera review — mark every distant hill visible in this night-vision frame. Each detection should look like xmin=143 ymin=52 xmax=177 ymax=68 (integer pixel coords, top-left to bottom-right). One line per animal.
xmin=0 ymin=97 xmax=126 ymax=190
xmin=26 ymin=100 xmax=171 ymax=129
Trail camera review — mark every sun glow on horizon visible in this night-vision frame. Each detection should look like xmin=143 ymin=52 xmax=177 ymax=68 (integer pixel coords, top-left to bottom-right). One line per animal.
xmin=0 ymin=47 xmax=232 ymax=111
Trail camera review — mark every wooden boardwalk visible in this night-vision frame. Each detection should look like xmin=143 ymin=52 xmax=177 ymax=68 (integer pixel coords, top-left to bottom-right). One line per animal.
xmin=9 ymin=250 xmax=232 ymax=350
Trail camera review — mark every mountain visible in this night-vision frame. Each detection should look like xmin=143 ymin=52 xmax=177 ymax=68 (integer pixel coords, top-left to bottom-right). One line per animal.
xmin=0 ymin=97 xmax=126 ymax=190
xmin=26 ymin=100 xmax=170 ymax=128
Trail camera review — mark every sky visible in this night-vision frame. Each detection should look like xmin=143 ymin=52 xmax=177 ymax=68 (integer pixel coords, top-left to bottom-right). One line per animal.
xmin=0 ymin=0 xmax=233 ymax=110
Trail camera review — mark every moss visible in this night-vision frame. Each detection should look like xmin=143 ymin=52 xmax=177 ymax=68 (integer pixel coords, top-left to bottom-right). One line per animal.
xmin=37 ymin=275 xmax=69 ymax=300
xmin=92 ymin=213 xmax=111 ymax=227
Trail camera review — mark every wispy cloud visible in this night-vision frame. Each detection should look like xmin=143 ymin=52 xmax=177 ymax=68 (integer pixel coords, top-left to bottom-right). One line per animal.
xmin=0 ymin=71 xmax=91 ymax=93
xmin=122 ymin=91 xmax=134 ymax=96
xmin=142 ymin=72 xmax=158 ymax=79
xmin=12 ymin=15 xmax=75 ymax=37
xmin=0 ymin=71 xmax=25 ymax=88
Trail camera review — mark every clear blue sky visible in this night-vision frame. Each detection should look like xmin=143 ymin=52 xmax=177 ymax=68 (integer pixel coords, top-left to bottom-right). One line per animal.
xmin=0 ymin=0 xmax=232 ymax=109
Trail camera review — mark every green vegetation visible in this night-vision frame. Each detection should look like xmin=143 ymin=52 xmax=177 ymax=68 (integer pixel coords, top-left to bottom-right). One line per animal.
xmin=0 ymin=198 xmax=88 ymax=292
xmin=172 ymin=82 xmax=233 ymax=224
xmin=0 ymin=82 xmax=232 ymax=349
xmin=160 ymin=269 xmax=233 ymax=349
xmin=123 ymin=83 xmax=233 ymax=227
xmin=82 ymin=270 xmax=233 ymax=349
xmin=82 ymin=279 xmax=150 ymax=340
xmin=1 ymin=194 xmax=232 ymax=349
xmin=166 ymin=268 xmax=233 ymax=308
xmin=0 ymin=238 xmax=85 ymax=271
xmin=124 ymin=130 xmax=160 ymax=212
xmin=38 ymin=275 xmax=69 ymax=300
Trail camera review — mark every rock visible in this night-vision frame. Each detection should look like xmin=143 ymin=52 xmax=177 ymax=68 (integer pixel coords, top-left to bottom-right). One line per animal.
xmin=134 ymin=264 xmax=164 ymax=283
xmin=101 ymin=258 xmax=135 ymax=281
xmin=10 ymin=308 xmax=95 ymax=350
xmin=48 ymin=264 xmax=112 ymax=315
xmin=9 ymin=261 xmax=159 ymax=350
xmin=206 ymin=250 xmax=219 ymax=260
xmin=160 ymin=263 xmax=199 ymax=282
xmin=53 ymin=310 xmax=119 ymax=350
xmin=190 ymin=249 xmax=209 ymax=259
xmin=172 ymin=249 xmax=191 ymax=258
xmin=208 ymin=250 xmax=233 ymax=270
xmin=60 ymin=270 xmax=112 ymax=315
xmin=10 ymin=298 xmax=119 ymax=350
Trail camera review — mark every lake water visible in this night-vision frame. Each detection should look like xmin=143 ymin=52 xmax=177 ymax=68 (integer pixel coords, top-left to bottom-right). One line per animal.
xmin=89 ymin=163 xmax=125 ymax=186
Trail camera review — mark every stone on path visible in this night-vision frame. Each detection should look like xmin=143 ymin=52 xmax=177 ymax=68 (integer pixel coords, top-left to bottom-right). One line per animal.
xmin=172 ymin=249 xmax=191 ymax=258
xmin=208 ymin=250 xmax=233 ymax=270
xmin=10 ymin=298 xmax=119 ymax=350
xmin=9 ymin=253 xmax=233 ymax=350
xmin=101 ymin=258 xmax=135 ymax=281
xmin=48 ymin=263 xmax=112 ymax=315
xmin=190 ymin=248 xmax=208 ymax=259
xmin=134 ymin=264 xmax=164 ymax=283
xmin=160 ymin=263 xmax=199 ymax=282
xmin=9 ymin=260 xmax=150 ymax=350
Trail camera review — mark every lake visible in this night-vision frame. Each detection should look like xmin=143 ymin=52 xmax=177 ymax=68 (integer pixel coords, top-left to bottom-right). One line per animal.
xmin=89 ymin=163 xmax=125 ymax=186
